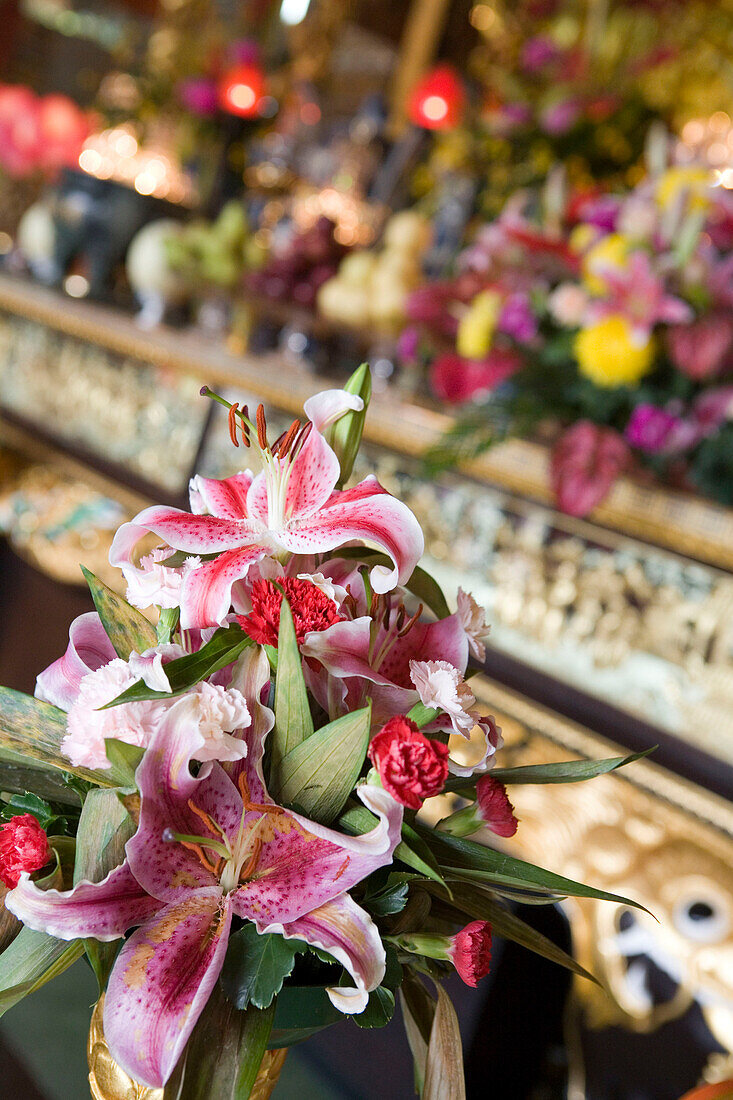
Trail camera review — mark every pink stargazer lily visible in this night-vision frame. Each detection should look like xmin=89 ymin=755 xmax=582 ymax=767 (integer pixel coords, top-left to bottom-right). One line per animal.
xmin=110 ymin=389 xmax=424 ymax=630
xmin=586 ymin=250 xmax=693 ymax=338
xmin=7 ymin=648 xmax=402 ymax=1088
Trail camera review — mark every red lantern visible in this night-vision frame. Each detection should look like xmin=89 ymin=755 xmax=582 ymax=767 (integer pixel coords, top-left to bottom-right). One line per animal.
xmin=408 ymin=65 xmax=466 ymax=131
xmin=218 ymin=64 xmax=266 ymax=118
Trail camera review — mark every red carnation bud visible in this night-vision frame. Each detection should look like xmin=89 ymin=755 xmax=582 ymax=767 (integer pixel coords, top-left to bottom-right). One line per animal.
xmin=367 ymin=715 xmax=449 ymax=810
xmin=0 ymin=814 xmax=52 ymax=888
xmin=476 ymin=775 xmax=518 ymax=838
xmin=449 ymin=920 xmax=492 ymax=987
xmin=237 ymin=577 xmax=343 ymax=647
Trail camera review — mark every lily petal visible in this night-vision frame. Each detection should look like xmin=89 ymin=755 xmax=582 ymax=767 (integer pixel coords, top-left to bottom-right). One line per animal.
xmin=104 ymin=889 xmax=231 ymax=1088
xmin=189 ymin=471 xmax=254 ymax=519
xmin=231 ymin=784 xmax=402 ymax=927
xmin=5 ymin=862 xmax=160 ymax=942
xmin=303 ymin=388 xmax=363 ymax=432
xmin=266 ymin=892 xmax=384 ymax=1015
xmin=277 ymin=477 xmax=423 ymax=594
xmin=110 ymin=507 xmax=259 ymax=563
xmin=448 ymin=715 xmax=504 ymax=777
xmin=179 ymin=545 xmax=269 ymax=629
xmin=35 ymin=612 xmax=117 ymax=711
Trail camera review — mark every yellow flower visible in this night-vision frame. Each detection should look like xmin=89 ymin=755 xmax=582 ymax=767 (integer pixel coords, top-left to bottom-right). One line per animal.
xmin=456 ymin=290 xmax=502 ymax=360
xmin=569 ymin=224 xmax=596 ymax=255
xmin=655 ymin=166 xmax=712 ymax=214
xmin=581 ymin=233 xmax=630 ymax=295
xmin=574 ymin=315 xmax=655 ymax=388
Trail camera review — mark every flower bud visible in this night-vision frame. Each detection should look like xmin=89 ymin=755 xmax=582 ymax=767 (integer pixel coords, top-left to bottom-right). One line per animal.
xmin=394 ymin=920 xmax=492 ymax=987
xmin=0 ymin=815 xmax=52 ymax=888
xmin=439 ymin=775 xmax=518 ymax=839
xmin=367 ymin=715 xmax=449 ymax=810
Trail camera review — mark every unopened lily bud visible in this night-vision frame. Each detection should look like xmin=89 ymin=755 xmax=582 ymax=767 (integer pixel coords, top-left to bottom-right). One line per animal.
xmin=394 ymin=920 xmax=492 ymax=987
xmin=330 ymin=363 xmax=372 ymax=487
xmin=439 ymin=775 xmax=518 ymax=839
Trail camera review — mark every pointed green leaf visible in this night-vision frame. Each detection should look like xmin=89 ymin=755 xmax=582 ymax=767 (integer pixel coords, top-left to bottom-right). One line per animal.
xmin=269 ymin=597 xmax=313 ymax=775
xmin=0 ymin=748 xmax=81 ymax=806
xmin=423 ymin=985 xmax=466 ymax=1100
xmin=337 ymin=803 xmax=447 ymax=888
xmin=221 ymin=924 xmax=306 ymax=1010
xmin=419 ymin=825 xmax=653 ymax=914
xmin=81 ymin=566 xmax=157 ymax=660
xmin=427 ymin=881 xmax=598 ymax=985
xmin=270 ymin=985 xmax=342 ymax=1045
xmin=171 ymin=982 xmax=275 ymax=1100
xmin=330 ymin=363 xmax=372 ymax=488
xmin=400 ymin=977 xmax=434 ymax=1095
xmin=102 ymin=626 xmax=252 ymax=707
xmin=275 ymin=705 xmax=371 ymax=824
xmin=333 ymin=549 xmax=451 ymax=619
xmin=445 ymin=748 xmax=655 ymax=793
xmin=0 ymin=687 xmax=116 ymax=786
xmin=353 ymin=985 xmax=395 ymax=1029
xmin=103 ymin=740 xmax=144 ymax=787
xmin=0 ymin=926 xmax=84 ymax=1017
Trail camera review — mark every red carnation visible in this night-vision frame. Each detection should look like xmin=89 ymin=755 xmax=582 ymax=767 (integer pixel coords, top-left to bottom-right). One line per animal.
xmin=449 ymin=920 xmax=492 ymax=987
xmin=476 ymin=775 xmax=518 ymax=838
xmin=368 ymin=716 xmax=449 ymax=810
xmin=0 ymin=814 xmax=52 ymax=888
xmin=238 ymin=577 xmax=343 ymax=647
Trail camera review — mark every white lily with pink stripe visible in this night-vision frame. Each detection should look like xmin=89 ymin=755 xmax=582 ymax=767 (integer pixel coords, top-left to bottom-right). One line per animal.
xmin=110 ymin=389 xmax=424 ymax=629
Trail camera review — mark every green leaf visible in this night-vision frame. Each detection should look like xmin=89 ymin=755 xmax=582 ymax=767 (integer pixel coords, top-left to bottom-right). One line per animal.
xmin=102 ymin=626 xmax=252 ymax=707
xmin=275 ymin=705 xmax=371 ymax=824
xmin=81 ymin=566 xmax=157 ymax=660
xmin=333 ymin=549 xmax=451 ymax=619
xmin=221 ymin=925 xmax=306 ymax=1010
xmin=419 ymin=826 xmax=652 ymax=914
xmin=400 ymin=977 xmax=435 ymax=1095
xmin=74 ymin=787 xmax=135 ymax=989
xmin=0 ymin=927 xmax=84 ymax=1018
xmin=330 ymin=363 xmax=372 ymax=488
xmin=427 ymin=881 xmax=598 ymax=985
xmin=103 ymin=741 xmax=144 ymax=788
xmin=0 ymin=687 xmax=116 ymax=787
xmin=445 ymin=748 xmax=655 ymax=790
xmin=269 ymin=598 xmax=314 ymax=777
xmin=423 ymin=985 xmax=466 ymax=1100
xmin=0 ymin=748 xmax=81 ymax=807
xmin=171 ymin=982 xmax=275 ymax=1100
xmin=337 ymin=804 xmax=447 ymax=888
xmin=156 ymin=606 xmax=180 ymax=645
xmin=269 ymin=985 xmax=342 ymax=1046
xmin=363 ymin=875 xmax=410 ymax=917
xmin=353 ymin=985 xmax=395 ymax=1029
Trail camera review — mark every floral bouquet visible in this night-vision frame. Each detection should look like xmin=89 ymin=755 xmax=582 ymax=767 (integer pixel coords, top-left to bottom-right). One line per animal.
xmin=0 ymin=367 xmax=645 ymax=1096
xmin=406 ymin=153 xmax=733 ymax=517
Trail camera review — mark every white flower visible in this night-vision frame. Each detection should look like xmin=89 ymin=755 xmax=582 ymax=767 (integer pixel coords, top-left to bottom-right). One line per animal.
xmin=63 ymin=660 xmax=166 ymax=770
xmin=127 ymin=644 xmax=186 ymax=694
xmin=297 ymin=571 xmax=346 ymax=607
xmin=125 ymin=547 xmax=200 ymax=611
xmin=409 ymin=659 xmax=476 ymax=735
xmin=181 ymin=681 xmax=251 ymax=762
xmin=456 ymin=588 xmax=491 ymax=662
xmin=548 ymin=283 xmax=588 ymax=328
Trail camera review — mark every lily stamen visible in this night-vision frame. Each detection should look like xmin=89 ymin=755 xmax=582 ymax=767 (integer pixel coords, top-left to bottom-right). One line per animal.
xmin=256 ymin=404 xmax=268 ymax=451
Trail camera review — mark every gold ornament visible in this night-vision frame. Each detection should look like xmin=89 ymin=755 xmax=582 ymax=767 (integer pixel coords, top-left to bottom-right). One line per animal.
xmin=88 ymin=994 xmax=287 ymax=1100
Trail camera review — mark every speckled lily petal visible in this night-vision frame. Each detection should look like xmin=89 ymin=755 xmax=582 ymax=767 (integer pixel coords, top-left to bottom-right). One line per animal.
xmin=5 ymin=862 xmax=160 ymax=942
xmin=35 ymin=612 xmax=117 ymax=711
xmin=179 ymin=545 xmax=269 ymax=628
xmin=189 ymin=471 xmax=255 ymax=518
xmin=103 ymin=889 xmax=231 ymax=1088
xmin=267 ymin=891 xmax=384 ymax=1015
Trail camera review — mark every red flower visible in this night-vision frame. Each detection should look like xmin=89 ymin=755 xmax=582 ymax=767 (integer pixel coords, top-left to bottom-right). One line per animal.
xmin=238 ymin=577 xmax=343 ymax=647
xmin=367 ymin=716 xmax=449 ymax=810
xmin=476 ymin=775 xmax=518 ymax=837
xmin=449 ymin=920 xmax=492 ymax=987
xmin=0 ymin=815 xmax=52 ymax=888
xmin=429 ymin=349 xmax=522 ymax=405
xmin=667 ymin=316 xmax=733 ymax=381
xmin=550 ymin=421 xmax=629 ymax=517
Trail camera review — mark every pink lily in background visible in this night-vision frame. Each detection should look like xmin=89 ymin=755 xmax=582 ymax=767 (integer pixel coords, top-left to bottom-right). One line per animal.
xmin=7 ymin=647 xmax=402 ymax=1087
xmin=586 ymin=251 xmax=693 ymax=338
xmin=111 ymin=389 xmax=424 ymax=629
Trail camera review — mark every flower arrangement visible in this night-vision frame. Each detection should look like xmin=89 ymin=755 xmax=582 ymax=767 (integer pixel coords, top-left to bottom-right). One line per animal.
xmin=0 ymin=367 xmax=645 ymax=1095
xmin=0 ymin=83 xmax=90 ymax=179
xmin=407 ymin=155 xmax=733 ymax=516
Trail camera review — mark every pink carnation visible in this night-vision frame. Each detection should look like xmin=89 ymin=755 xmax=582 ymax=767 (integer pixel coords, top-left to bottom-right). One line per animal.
xmin=0 ymin=815 xmax=52 ymax=888
xmin=449 ymin=921 xmax=492 ymax=987
xmin=476 ymin=775 xmax=518 ymax=837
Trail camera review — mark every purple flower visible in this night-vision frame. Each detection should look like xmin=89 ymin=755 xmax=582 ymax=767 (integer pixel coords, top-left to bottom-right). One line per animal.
xmin=540 ymin=99 xmax=581 ymax=135
xmin=396 ymin=325 xmax=420 ymax=364
xmin=521 ymin=36 xmax=560 ymax=74
xmin=177 ymin=78 xmax=219 ymax=117
xmin=498 ymin=292 xmax=538 ymax=343
xmin=625 ymin=404 xmax=685 ymax=454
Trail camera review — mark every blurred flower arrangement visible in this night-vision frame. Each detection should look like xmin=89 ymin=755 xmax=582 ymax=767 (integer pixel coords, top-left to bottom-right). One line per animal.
xmin=405 ymin=148 xmax=733 ymax=516
xmin=0 ymin=367 xmax=644 ymax=1094
xmin=0 ymin=83 xmax=90 ymax=180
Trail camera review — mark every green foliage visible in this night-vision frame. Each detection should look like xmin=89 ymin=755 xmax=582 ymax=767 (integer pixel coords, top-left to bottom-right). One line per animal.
xmin=81 ymin=567 xmax=157 ymax=660
xmin=689 ymin=424 xmax=733 ymax=505
xmin=362 ymin=874 xmax=411 ymax=918
xmin=445 ymin=747 xmax=655 ymax=793
xmin=330 ymin=363 xmax=372 ymax=488
xmin=0 ymin=791 xmax=72 ymax=836
xmin=0 ymin=927 xmax=84 ymax=1019
xmin=221 ymin=926 xmax=309 ymax=1011
xmin=268 ymin=598 xmax=314 ymax=780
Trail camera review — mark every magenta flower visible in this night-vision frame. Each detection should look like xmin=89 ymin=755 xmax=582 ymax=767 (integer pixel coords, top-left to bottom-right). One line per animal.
xmin=498 ymin=292 xmax=538 ymax=343
xmin=110 ymin=389 xmax=424 ymax=629
xmin=667 ymin=315 xmax=733 ymax=381
xmin=177 ymin=77 xmax=219 ymax=117
xmin=551 ymin=421 xmax=630 ymax=517
xmin=521 ymin=36 xmax=560 ymax=74
xmin=588 ymin=251 xmax=693 ymax=337
xmin=540 ymin=98 xmax=580 ymax=135
xmin=625 ymin=404 xmax=685 ymax=454
xmin=7 ymin=648 xmax=402 ymax=1087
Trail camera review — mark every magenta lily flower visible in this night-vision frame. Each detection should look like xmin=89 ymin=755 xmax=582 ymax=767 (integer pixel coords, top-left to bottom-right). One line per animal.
xmin=110 ymin=389 xmax=424 ymax=630
xmin=587 ymin=250 xmax=693 ymax=337
xmin=7 ymin=649 xmax=402 ymax=1087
